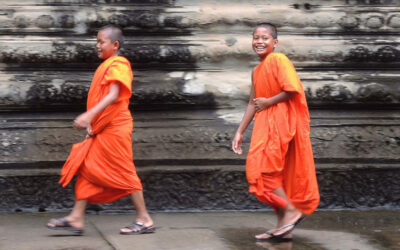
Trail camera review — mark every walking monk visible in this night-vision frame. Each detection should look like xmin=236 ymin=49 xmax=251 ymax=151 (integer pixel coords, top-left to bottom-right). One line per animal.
xmin=47 ymin=25 xmax=155 ymax=235
xmin=232 ymin=23 xmax=319 ymax=241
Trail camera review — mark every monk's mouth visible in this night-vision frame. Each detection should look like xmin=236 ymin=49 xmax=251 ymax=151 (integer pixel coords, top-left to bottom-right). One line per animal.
xmin=255 ymin=48 xmax=266 ymax=52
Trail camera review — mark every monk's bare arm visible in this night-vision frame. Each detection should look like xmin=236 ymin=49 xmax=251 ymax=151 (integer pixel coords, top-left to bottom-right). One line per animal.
xmin=237 ymin=85 xmax=256 ymax=135
xmin=232 ymin=84 xmax=256 ymax=155
xmin=253 ymin=91 xmax=294 ymax=113
xmin=73 ymin=83 xmax=120 ymax=131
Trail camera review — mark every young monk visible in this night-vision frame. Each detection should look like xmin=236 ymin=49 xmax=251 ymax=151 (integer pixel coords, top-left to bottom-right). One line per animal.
xmin=232 ymin=23 xmax=320 ymax=241
xmin=47 ymin=24 xmax=155 ymax=235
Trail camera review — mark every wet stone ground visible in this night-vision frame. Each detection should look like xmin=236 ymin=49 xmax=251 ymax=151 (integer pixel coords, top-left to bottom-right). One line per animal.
xmin=0 ymin=210 xmax=399 ymax=250
xmin=219 ymin=210 xmax=400 ymax=250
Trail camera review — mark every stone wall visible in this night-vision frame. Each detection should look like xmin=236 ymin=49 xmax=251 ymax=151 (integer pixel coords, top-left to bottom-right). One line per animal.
xmin=0 ymin=0 xmax=399 ymax=212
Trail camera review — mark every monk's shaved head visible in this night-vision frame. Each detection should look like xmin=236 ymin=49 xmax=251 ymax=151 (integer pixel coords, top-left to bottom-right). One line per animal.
xmin=253 ymin=23 xmax=278 ymax=39
xmin=99 ymin=25 xmax=124 ymax=49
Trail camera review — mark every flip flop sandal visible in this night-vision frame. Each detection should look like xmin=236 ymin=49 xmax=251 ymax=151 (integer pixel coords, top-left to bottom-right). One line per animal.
xmin=271 ymin=215 xmax=305 ymax=239
xmin=256 ymin=231 xmax=293 ymax=242
xmin=269 ymin=236 xmax=293 ymax=243
xmin=255 ymin=231 xmax=275 ymax=242
xmin=46 ymin=217 xmax=84 ymax=235
xmin=294 ymin=215 xmax=306 ymax=226
xmin=120 ymin=222 xmax=156 ymax=235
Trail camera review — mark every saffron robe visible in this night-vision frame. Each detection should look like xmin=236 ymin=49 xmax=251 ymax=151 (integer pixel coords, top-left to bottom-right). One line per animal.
xmin=59 ymin=56 xmax=142 ymax=204
xmin=246 ymin=53 xmax=320 ymax=215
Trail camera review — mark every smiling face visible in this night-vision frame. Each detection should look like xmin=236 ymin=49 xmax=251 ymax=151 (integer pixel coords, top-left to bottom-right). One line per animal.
xmin=252 ymin=27 xmax=278 ymax=59
xmin=96 ymin=29 xmax=119 ymax=59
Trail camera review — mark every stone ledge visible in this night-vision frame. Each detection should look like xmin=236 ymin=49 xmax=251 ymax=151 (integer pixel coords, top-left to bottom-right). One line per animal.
xmin=1 ymin=110 xmax=399 ymax=163
xmin=0 ymin=164 xmax=399 ymax=212
xmin=1 ymin=70 xmax=400 ymax=111
xmin=1 ymin=37 xmax=399 ymax=66
xmin=1 ymin=163 xmax=400 ymax=176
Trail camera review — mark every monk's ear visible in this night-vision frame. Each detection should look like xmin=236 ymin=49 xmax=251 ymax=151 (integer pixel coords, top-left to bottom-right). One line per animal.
xmin=273 ymin=39 xmax=278 ymax=48
xmin=113 ymin=40 xmax=120 ymax=50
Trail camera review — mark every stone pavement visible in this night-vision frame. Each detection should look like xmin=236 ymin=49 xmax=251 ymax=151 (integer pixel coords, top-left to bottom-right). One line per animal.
xmin=0 ymin=210 xmax=399 ymax=250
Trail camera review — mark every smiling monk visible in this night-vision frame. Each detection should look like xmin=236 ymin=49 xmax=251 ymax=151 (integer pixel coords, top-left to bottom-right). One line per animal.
xmin=46 ymin=25 xmax=155 ymax=235
xmin=232 ymin=23 xmax=320 ymax=242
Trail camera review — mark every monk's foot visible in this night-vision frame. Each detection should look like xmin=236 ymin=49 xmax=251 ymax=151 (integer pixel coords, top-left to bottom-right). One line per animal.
xmin=273 ymin=210 xmax=304 ymax=238
xmin=255 ymin=229 xmax=276 ymax=241
xmin=120 ymin=215 xmax=155 ymax=235
xmin=136 ymin=214 xmax=154 ymax=228
xmin=65 ymin=215 xmax=85 ymax=228
xmin=47 ymin=216 xmax=84 ymax=229
xmin=120 ymin=221 xmax=155 ymax=235
xmin=46 ymin=217 xmax=84 ymax=234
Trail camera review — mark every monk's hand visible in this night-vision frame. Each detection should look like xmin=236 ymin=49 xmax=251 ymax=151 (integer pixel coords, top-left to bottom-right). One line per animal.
xmin=73 ymin=112 xmax=92 ymax=131
xmin=232 ymin=132 xmax=243 ymax=155
xmin=86 ymin=125 xmax=94 ymax=138
xmin=253 ymin=97 xmax=270 ymax=112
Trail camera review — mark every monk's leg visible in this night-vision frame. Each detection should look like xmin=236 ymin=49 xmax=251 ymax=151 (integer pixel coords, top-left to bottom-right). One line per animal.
xmin=255 ymin=174 xmax=290 ymax=240
xmin=47 ymin=199 xmax=87 ymax=229
xmin=276 ymin=207 xmax=285 ymax=225
xmin=255 ymin=207 xmax=286 ymax=240
xmin=256 ymin=188 xmax=301 ymax=240
xmin=130 ymin=191 xmax=153 ymax=226
xmin=120 ymin=191 xmax=154 ymax=233
xmin=65 ymin=199 xmax=88 ymax=228
xmin=272 ymin=187 xmax=302 ymax=235
xmin=255 ymin=194 xmax=286 ymax=240
xmin=255 ymin=208 xmax=287 ymax=240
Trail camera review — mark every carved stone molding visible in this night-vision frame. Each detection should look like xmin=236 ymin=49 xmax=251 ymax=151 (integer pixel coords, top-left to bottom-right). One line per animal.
xmin=1 ymin=111 xmax=399 ymax=163
xmin=1 ymin=2 xmax=400 ymax=34
xmin=0 ymin=164 xmax=398 ymax=212
xmin=1 ymin=69 xmax=399 ymax=112
xmin=308 ymin=82 xmax=399 ymax=105
xmin=1 ymin=39 xmax=399 ymax=68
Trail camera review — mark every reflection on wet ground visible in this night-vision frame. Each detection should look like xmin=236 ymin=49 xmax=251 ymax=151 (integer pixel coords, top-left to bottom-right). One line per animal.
xmin=218 ymin=227 xmax=313 ymax=250
xmin=1 ymin=210 xmax=399 ymax=249
xmin=217 ymin=210 xmax=400 ymax=250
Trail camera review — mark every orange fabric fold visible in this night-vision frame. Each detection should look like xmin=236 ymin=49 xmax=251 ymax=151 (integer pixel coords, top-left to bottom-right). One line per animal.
xmin=249 ymin=173 xmax=287 ymax=211
xmin=59 ymin=56 xmax=142 ymax=204
xmin=246 ymin=53 xmax=320 ymax=214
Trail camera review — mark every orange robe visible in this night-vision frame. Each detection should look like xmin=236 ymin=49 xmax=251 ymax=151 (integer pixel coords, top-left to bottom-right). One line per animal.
xmin=59 ymin=56 xmax=142 ymax=204
xmin=246 ymin=53 xmax=320 ymax=215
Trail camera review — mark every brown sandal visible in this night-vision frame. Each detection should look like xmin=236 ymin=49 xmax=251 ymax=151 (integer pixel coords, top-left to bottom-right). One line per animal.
xmin=120 ymin=222 xmax=155 ymax=235
xmin=46 ymin=217 xmax=84 ymax=235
